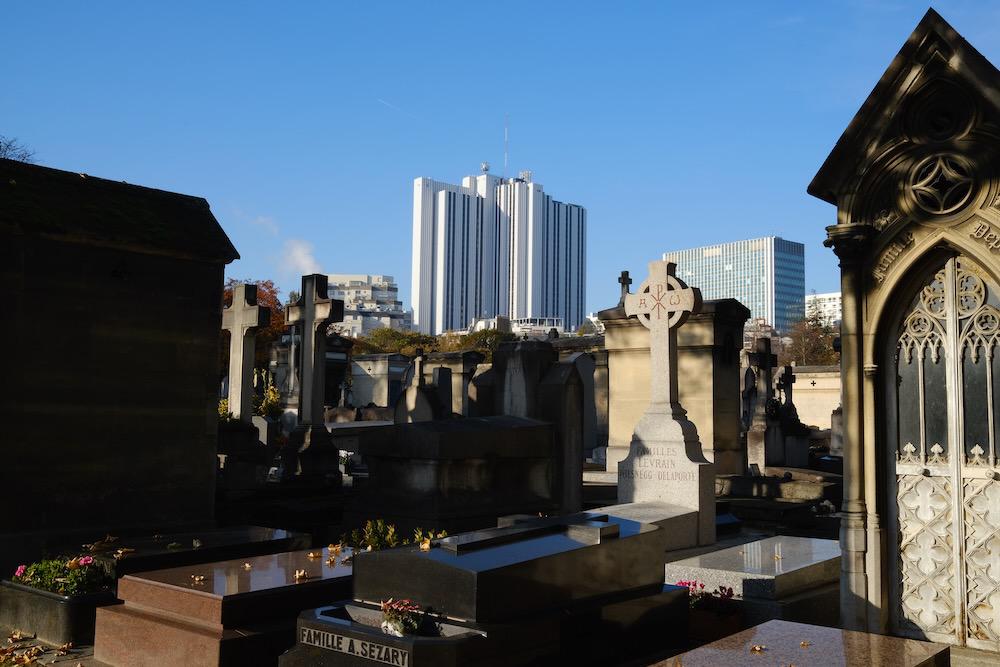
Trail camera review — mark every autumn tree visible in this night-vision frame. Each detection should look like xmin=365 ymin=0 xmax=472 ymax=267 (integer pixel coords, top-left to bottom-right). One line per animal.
xmin=0 ymin=136 xmax=34 ymax=162
xmin=222 ymin=278 xmax=286 ymax=367
xmin=779 ymin=313 xmax=839 ymax=366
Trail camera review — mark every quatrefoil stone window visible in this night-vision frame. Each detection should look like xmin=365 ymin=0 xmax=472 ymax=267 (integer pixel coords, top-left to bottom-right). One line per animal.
xmin=909 ymin=154 xmax=975 ymax=216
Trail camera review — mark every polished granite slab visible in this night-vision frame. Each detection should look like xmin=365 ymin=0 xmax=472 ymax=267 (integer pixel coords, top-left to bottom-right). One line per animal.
xmin=116 ymin=546 xmax=353 ymax=624
xmin=94 ymin=546 xmax=354 ymax=666
xmin=663 ymin=535 xmax=839 ymax=599
xmin=657 ymin=620 xmax=949 ymax=666
xmin=88 ymin=525 xmax=311 ymax=577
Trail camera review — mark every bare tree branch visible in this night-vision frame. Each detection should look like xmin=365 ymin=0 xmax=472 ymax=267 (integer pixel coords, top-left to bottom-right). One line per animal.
xmin=0 ymin=136 xmax=35 ymax=162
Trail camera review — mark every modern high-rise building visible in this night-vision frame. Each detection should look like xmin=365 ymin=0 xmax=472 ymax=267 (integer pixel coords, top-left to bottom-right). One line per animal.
xmin=327 ymin=274 xmax=411 ymax=337
xmin=411 ymin=169 xmax=586 ymax=335
xmin=663 ymin=236 xmax=805 ymax=334
xmin=805 ymin=291 xmax=842 ymax=327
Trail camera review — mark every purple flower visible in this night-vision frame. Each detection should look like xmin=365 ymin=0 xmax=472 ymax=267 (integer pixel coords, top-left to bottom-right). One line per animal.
xmin=14 ymin=565 xmax=26 ymax=578
xmin=78 ymin=556 xmax=94 ymax=567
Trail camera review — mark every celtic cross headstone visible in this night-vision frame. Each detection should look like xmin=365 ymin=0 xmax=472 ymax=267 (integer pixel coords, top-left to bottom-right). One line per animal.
xmin=618 ymin=260 xmax=715 ymax=545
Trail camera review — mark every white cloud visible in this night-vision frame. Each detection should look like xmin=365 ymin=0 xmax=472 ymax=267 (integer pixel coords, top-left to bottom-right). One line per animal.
xmin=250 ymin=215 xmax=279 ymax=235
xmin=280 ymin=239 xmax=322 ymax=276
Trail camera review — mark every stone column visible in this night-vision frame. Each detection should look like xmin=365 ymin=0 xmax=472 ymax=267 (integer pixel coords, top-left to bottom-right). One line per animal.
xmin=825 ymin=222 xmax=875 ymax=632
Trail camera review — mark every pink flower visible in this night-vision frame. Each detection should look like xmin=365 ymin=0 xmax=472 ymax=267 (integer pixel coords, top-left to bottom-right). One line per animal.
xmin=13 ymin=565 xmax=26 ymax=578
xmin=78 ymin=556 xmax=94 ymax=566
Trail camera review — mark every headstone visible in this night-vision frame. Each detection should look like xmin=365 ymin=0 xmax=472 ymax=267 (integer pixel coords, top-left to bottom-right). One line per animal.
xmin=221 ymin=284 xmax=271 ymax=422
xmin=393 ymin=357 xmax=452 ymax=423
xmin=468 ymin=363 xmax=495 ymax=417
xmin=829 ymin=406 xmax=843 ymax=457
xmin=775 ymin=365 xmax=810 ymax=468
xmin=344 ymin=416 xmax=559 ymax=534
xmin=600 ymin=296 xmax=749 ymax=476
xmin=283 ymin=274 xmax=345 ymax=479
xmin=280 ymin=513 xmax=689 ymax=666
xmin=618 ymin=260 xmax=715 ymax=545
xmin=746 ymin=337 xmax=779 ymax=470
xmin=492 ymin=340 xmax=557 ymax=416
xmin=538 ymin=352 xmax=595 ymax=513
xmin=421 ymin=350 xmax=485 ymax=415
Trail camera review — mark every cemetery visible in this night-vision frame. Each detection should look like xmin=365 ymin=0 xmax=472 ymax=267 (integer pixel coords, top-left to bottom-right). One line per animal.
xmin=2 ymin=6 xmax=998 ymax=666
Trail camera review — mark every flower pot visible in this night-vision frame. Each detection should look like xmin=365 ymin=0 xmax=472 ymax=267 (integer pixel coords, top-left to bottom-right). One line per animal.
xmin=0 ymin=580 xmax=117 ymax=645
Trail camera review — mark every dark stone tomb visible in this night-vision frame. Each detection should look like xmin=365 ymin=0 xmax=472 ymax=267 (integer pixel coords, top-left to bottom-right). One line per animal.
xmin=1 ymin=159 xmax=238 ymax=575
xmin=280 ymin=512 xmax=688 ymax=666
xmin=343 ymin=416 xmax=559 ymax=534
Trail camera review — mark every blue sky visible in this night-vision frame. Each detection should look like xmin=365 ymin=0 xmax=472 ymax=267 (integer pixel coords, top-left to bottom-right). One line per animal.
xmin=7 ymin=1 xmax=1000 ymax=312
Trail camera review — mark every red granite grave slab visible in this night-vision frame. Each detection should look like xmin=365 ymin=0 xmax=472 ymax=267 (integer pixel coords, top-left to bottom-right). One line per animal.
xmin=94 ymin=546 xmax=353 ymax=667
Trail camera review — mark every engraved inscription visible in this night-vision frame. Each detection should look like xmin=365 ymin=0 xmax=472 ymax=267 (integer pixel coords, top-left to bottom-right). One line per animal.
xmin=873 ymin=232 xmax=915 ymax=283
xmin=300 ymin=627 xmax=410 ymax=666
xmin=971 ymin=221 xmax=1000 ymax=252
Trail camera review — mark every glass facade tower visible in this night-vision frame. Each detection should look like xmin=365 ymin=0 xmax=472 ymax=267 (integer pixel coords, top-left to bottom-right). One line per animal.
xmin=663 ymin=236 xmax=805 ymax=334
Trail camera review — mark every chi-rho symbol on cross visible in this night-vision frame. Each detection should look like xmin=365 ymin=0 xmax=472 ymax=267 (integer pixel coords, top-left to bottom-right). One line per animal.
xmin=624 ymin=260 xmax=701 ymax=414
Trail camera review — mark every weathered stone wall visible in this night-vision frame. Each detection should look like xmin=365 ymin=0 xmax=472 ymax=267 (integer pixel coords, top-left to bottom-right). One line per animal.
xmin=791 ymin=366 xmax=841 ymax=429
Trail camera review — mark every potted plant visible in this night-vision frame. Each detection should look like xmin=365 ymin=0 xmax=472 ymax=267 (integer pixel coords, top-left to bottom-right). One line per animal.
xmin=379 ymin=598 xmax=442 ymax=638
xmin=676 ymin=580 xmax=742 ymax=646
xmin=1 ymin=556 xmax=116 ymax=645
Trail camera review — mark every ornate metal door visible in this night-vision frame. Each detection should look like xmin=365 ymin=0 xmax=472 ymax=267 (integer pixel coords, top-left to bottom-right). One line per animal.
xmin=890 ymin=256 xmax=1000 ymax=651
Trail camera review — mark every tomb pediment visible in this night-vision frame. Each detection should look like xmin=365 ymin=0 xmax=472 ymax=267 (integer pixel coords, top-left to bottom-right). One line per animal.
xmin=1 ymin=158 xmax=238 ymax=262
xmin=809 ymin=9 xmax=1000 ymax=232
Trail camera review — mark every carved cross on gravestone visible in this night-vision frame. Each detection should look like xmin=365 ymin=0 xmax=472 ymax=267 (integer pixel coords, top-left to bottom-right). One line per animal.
xmin=624 ymin=260 xmax=701 ymax=418
xmin=617 ymin=270 xmax=632 ymax=306
xmin=748 ymin=337 xmax=778 ymax=423
xmin=222 ymin=283 xmax=270 ymax=422
xmin=285 ymin=274 xmax=344 ymax=427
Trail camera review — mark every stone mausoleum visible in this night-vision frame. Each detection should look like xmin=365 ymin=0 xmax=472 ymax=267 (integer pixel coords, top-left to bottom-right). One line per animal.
xmin=811 ymin=9 xmax=1000 ymax=654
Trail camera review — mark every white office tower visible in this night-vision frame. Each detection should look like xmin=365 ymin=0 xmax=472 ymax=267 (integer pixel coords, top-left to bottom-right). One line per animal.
xmin=412 ymin=170 xmax=586 ymax=335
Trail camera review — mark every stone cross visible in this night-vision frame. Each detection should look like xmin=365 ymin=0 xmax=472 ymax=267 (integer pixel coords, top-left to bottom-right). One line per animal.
xmin=617 ymin=270 xmax=632 ymax=306
xmin=777 ymin=365 xmax=795 ymax=405
xmin=748 ymin=338 xmax=777 ymax=422
xmin=618 ymin=259 xmax=714 ymax=546
xmin=624 ymin=260 xmax=701 ymax=417
xmin=285 ymin=274 xmax=344 ymax=426
xmin=221 ymin=283 xmax=270 ymax=422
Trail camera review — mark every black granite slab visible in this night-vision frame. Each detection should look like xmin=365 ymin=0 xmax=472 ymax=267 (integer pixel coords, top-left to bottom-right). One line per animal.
xmin=352 ymin=512 xmax=664 ymax=623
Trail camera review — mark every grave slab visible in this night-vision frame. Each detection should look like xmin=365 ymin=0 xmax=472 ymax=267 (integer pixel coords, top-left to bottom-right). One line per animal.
xmin=663 ymin=535 xmax=840 ymax=627
xmin=655 ymin=619 xmax=949 ymax=666
xmin=281 ymin=512 xmax=689 ymax=666
xmin=94 ymin=546 xmax=353 ymax=667
xmin=663 ymin=535 xmax=839 ymax=599
xmin=593 ymin=501 xmax=698 ymax=552
xmin=86 ymin=525 xmax=311 ymax=580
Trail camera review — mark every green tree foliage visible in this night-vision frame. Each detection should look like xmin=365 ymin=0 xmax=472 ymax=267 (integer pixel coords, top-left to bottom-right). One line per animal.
xmin=779 ymin=313 xmax=839 ymax=366
xmin=351 ymin=327 xmax=515 ymax=360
